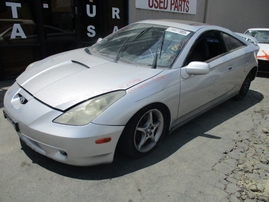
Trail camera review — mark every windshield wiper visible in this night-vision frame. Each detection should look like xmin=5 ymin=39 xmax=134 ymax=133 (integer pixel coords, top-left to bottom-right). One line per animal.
xmin=134 ymin=27 xmax=153 ymax=40
xmin=115 ymin=27 xmax=153 ymax=63
xmin=84 ymin=47 xmax=91 ymax=55
xmin=115 ymin=36 xmax=133 ymax=62
xmin=152 ymin=31 xmax=165 ymax=69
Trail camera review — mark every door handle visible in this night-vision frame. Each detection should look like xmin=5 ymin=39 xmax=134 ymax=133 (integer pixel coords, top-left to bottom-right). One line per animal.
xmin=228 ymin=66 xmax=233 ymax=70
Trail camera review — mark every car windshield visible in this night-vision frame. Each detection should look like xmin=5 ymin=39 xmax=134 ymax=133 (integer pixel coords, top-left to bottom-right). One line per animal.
xmin=89 ymin=23 xmax=194 ymax=68
xmin=245 ymin=30 xmax=269 ymax=44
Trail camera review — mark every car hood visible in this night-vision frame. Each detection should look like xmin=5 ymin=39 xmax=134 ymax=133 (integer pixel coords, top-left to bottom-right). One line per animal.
xmin=16 ymin=48 xmax=164 ymax=110
xmin=257 ymin=43 xmax=269 ymax=61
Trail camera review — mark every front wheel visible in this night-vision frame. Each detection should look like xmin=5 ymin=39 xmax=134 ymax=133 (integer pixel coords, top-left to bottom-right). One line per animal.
xmin=234 ymin=73 xmax=252 ymax=100
xmin=117 ymin=105 xmax=168 ymax=158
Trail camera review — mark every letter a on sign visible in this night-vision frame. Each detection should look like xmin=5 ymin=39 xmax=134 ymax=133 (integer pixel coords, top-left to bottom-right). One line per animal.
xmin=10 ymin=24 xmax=27 ymax=39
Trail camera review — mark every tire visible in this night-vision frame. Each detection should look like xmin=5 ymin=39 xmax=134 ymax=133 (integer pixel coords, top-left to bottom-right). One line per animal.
xmin=234 ymin=73 xmax=251 ymax=101
xmin=117 ymin=105 xmax=168 ymax=158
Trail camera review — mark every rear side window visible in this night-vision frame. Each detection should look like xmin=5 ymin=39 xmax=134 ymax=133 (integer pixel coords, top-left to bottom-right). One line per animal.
xmin=222 ymin=33 xmax=245 ymax=51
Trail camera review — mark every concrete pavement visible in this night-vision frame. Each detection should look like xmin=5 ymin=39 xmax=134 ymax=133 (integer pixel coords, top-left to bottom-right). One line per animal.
xmin=0 ymin=75 xmax=268 ymax=202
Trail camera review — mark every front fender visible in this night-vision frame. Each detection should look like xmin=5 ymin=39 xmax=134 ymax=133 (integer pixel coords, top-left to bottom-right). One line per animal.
xmin=92 ymin=70 xmax=180 ymax=126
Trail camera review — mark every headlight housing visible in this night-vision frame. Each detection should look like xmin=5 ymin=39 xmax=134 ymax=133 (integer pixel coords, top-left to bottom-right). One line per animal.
xmin=53 ymin=91 xmax=126 ymax=126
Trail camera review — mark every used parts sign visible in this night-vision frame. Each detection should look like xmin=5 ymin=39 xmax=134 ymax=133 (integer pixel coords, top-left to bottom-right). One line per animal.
xmin=136 ymin=0 xmax=197 ymax=15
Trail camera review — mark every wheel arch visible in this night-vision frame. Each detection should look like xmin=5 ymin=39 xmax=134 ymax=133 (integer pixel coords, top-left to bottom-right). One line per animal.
xmin=125 ymin=102 xmax=171 ymax=134
xmin=234 ymin=66 xmax=257 ymax=101
xmin=116 ymin=102 xmax=171 ymax=157
xmin=249 ymin=66 xmax=258 ymax=81
xmin=116 ymin=102 xmax=171 ymax=144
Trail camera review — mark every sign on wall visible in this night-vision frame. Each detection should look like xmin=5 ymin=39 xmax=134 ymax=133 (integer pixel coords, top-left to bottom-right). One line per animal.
xmin=136 ymin=0 xmax=197 ymax=15
xmin=79 ymin=0 xmax=127 ymax=44
xmin=5 ymin=2 xmax=27 ymax=39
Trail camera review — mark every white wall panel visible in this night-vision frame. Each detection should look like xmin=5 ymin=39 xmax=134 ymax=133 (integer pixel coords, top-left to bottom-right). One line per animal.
xmin=129 ymin=0 xmax=269 ymax=32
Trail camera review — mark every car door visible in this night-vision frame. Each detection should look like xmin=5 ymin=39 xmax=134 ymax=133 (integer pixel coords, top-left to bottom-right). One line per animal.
xmin=176 ymin=30 xmax=243 ymax=121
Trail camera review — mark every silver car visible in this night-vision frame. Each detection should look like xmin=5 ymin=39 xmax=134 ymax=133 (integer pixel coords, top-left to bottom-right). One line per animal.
xmin=3 ymin=20 xmax=259 ymax=166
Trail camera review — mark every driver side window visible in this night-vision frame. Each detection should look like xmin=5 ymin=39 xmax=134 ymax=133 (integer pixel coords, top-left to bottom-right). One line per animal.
xmin=184 ymin=31 xmax=226 ymax=65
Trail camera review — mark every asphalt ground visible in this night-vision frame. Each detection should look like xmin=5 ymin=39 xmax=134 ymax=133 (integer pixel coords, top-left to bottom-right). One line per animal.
xmin=0 ymin=73 xmax=269 ymax=202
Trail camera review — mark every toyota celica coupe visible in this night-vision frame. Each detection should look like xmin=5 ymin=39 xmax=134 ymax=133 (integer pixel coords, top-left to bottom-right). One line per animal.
xmin=3 ymin=20 xmax=259 ymax=166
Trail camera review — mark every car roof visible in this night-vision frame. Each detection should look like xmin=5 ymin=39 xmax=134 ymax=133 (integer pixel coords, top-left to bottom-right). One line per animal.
xmin=137 ymin=19 xmax=216 ymax=32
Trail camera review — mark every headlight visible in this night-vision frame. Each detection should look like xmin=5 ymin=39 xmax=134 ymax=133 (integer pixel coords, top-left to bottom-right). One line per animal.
xmin=53 ymin=91 xmax=126 ymax=126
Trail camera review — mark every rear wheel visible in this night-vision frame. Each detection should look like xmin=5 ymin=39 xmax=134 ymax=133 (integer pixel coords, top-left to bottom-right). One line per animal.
xmin=118 ymin=105 xmax=168 ymax=158
xmin=234 ymin=73 xmax=251 ymax=100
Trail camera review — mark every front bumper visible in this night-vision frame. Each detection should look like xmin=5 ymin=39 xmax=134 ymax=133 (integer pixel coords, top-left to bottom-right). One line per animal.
xmin=3 ymin=82 xmax=124 ymax=166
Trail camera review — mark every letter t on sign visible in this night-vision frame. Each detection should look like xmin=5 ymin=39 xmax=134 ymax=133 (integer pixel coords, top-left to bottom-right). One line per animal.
xmin=6 ymin=2 xmax=21 ymax=18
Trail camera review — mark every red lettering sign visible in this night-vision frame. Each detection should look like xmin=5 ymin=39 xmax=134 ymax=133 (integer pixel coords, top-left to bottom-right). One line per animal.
xmin=170 ymin=0 xmax=189 ymax=12
xmin=148 ymin=0 xmax=168 ymax=10
xmin=137 ymin=0 xmax=196 ymax=15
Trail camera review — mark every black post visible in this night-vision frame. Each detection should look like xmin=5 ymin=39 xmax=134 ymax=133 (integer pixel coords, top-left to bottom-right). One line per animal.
xmin=203 ymin=0 xmax=209 ymax=23
xmin=35 ymin=0 xmax=46 ymax=58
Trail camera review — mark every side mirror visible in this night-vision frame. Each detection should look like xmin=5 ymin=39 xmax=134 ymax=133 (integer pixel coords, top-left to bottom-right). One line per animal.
xmin=181 ymin=62 xmax=210 ymax=79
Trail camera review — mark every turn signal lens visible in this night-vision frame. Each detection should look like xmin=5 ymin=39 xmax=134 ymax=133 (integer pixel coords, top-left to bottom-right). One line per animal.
xmin=95 ymin=137 xmax=112 ymax=144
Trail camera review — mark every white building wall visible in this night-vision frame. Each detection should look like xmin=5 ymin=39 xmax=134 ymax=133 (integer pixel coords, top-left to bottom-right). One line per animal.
xmin=129 ymin=0 xmax=269 ymax=32
xmin=206 ymin=0 xmax=269 ymax=32
xmin=129 ymin=0 xmax=207 ymax=23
